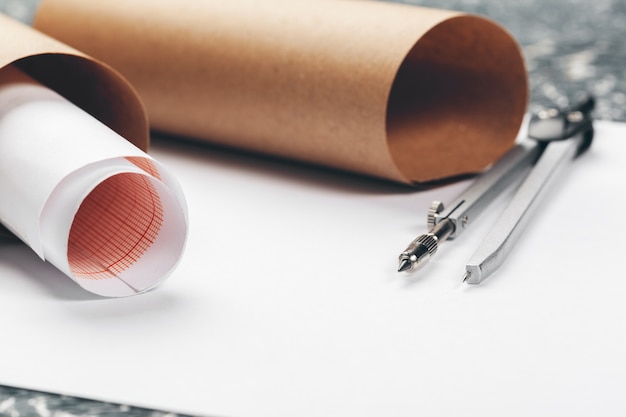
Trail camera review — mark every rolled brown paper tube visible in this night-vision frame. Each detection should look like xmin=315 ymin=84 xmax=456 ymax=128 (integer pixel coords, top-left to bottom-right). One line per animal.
xmin=34 ymin=0 xmax=527 ymax=184
xmin=0 ymin=12 xmax=148 ymax=238
xmin=0 ymin=13 xmax=147 ymax=149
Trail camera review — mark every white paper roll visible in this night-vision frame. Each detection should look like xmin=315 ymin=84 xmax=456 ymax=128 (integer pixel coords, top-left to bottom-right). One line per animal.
xmin=0 ymin=66 xmax=188 ymax=297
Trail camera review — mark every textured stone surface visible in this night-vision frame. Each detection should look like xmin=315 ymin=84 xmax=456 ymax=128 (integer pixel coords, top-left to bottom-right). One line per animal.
xmin=0 ymin=0 xmax=623 ymax=415
xmin=399 ymin=0 xmax=626 ymax=120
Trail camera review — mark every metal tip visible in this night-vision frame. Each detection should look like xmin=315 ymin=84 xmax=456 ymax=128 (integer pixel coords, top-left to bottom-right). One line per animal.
xmin=462 ymin=271 xmax=471 ymax=282
xmin=397 ymin=259 xmax=412 ymax=273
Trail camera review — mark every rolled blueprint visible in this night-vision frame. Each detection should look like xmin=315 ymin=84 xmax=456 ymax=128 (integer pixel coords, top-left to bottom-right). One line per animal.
xmin=34 ymin=0 xmax=528 ymax=184
xmin=0 ymin=66 xmax=187 ymax=297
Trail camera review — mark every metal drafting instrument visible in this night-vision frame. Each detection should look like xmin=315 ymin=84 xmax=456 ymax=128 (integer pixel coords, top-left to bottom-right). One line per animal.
xmin=397 ymin=96 xmax=595 ymax=284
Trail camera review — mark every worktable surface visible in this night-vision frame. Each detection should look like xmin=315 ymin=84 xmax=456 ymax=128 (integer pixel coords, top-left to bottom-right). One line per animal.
xmin=0 ymin=0 xmax=624 ymax=416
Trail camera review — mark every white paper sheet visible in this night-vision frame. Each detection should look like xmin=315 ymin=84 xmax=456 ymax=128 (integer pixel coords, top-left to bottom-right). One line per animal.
xmin=0 ymin=121 xmax=624 ymax=416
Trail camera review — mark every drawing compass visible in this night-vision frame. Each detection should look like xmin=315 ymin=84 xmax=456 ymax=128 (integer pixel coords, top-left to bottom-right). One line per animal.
xmin=397 ymin=95 xmax=595 ymax=283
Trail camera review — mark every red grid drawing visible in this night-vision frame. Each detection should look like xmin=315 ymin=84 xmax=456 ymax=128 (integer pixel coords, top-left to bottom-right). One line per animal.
xmin=127 ymin=157 xmax=161 ymax=179
xmin=68 ymin=172 xmax=164 ymax=280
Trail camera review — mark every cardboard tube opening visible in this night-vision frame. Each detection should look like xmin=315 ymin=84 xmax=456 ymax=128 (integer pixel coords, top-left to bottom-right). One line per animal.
xmin=387 ymin=15 xmax=528 ymax=183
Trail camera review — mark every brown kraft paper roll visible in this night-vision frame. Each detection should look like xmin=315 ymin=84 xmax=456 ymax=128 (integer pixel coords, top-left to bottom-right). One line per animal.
xmin=34 ymin=0 xmax=527 ymax=184
xmin=0 ymin=13 xmax=148 ymax=151
xmin=0 ymin=12 xmax=148 ymax=238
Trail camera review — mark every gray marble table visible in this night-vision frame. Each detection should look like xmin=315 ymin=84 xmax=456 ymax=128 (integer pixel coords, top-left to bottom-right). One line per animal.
xmin=0 ymin=0 xmax=623 ymax=416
